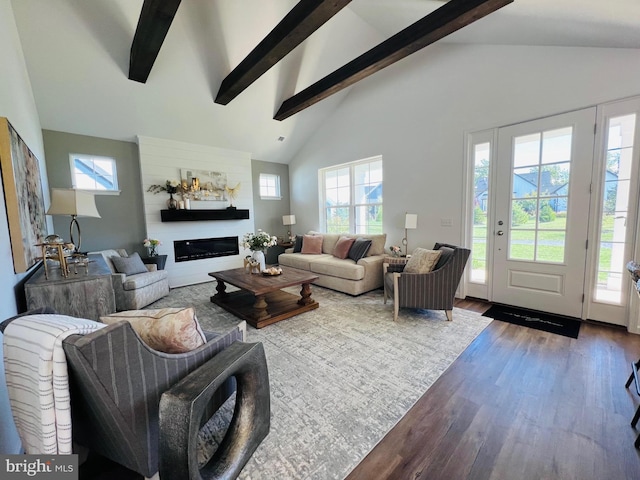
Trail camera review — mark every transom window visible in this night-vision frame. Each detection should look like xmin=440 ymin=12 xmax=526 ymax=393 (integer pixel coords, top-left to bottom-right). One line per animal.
xmin=69 ymin=154 xmax=119 ymax=192
xmin=259 ymin=173 xmax=281 ymax=199
xmin=320 ymin=156 xmax=383 ymax=234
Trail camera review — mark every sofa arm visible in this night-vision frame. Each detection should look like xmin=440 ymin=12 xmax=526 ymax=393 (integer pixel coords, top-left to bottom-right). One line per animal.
xmin=159 ymin=342 xmax=270 ymax=480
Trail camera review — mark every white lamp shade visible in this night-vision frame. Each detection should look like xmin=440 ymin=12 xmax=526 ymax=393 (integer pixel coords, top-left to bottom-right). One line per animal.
xmin=46 ymin=189 xmax=101 ymax=218
xmin=282 ymin=214 xmax=296 ymax=226
xmin=405 ymin=213 xmax=418 ymax=229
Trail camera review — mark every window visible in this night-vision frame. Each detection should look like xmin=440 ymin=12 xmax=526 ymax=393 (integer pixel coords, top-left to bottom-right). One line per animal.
xmin=320 ymin=157 xmax=382 ymax=234
xmin=259 ymin=173 xmax=281 ymax=199
xmin=69 ymin=154 xmax=119 ymax=192
xmin=595 ymin=113 xmax=637 ymax=304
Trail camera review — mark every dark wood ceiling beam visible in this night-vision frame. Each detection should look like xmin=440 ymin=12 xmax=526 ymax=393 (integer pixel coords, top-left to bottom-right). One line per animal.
xmin=215 ymin=0 xmax=353 ymax=105
xmin=274 ymin=0 xmax=513 ymax=121
xmin=129 ymin=0 xmax=182 ymax=83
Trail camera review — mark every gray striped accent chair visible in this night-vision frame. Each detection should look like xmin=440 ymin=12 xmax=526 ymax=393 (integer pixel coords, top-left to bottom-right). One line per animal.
xmin=383 ymin=243 xmax=471 ymax=322
xmin=62 ymin=320 xmax=249 ymax=478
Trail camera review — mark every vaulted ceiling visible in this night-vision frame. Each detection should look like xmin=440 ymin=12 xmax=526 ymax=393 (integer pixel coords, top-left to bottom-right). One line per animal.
xmin=10 ymin=0 xmax=640 ymax=163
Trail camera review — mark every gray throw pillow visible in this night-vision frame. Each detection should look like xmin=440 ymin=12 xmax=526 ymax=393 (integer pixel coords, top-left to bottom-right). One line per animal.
xmin=348 ymin=238 xmax=372 ymax=262
xmin=293 ymin=235 xmax=304 ymax=253
xmin=110 ymin=252 xmax=148 ymax=275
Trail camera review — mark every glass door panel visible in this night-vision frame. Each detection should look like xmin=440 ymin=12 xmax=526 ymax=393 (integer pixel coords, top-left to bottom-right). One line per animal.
xmin=594 ymin=113 xmax=637 ymax=303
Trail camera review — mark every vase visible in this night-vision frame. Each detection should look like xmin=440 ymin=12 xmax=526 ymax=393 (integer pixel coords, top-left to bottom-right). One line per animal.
xmin=167 ymin=193 xmax=178 ymax=210
xmin=147 ymin=246 xmax=158 ymax=257
xmin=251 ymin=250 xmax=266 ymax=273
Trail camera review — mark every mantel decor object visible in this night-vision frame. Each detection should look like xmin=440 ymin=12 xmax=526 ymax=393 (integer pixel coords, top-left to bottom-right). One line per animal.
xmin=147 ymin=180 xmax=182 ymax=210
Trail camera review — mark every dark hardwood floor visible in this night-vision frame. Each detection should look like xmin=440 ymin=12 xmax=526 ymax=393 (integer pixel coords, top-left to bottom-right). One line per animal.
xmin=346 ymin=298 xmax=640 ymax=480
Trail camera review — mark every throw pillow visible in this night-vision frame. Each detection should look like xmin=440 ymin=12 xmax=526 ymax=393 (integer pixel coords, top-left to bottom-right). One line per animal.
xmin=110 ymin=252 xmax=147 ymax=275
xmin=404 ymin=248 xmax=442 ymax=274
xmin=100 ymin=307 xmax=206 ymax=354
xmin=348 ymin=238 xmax=372 ymax=262
xmin=333 ymin=236 xmax=355 ymax=259
xmin=293 ymin=235 xmax=304 ymax=253
xmin=301 ymin=234 xmax=323 ymax=254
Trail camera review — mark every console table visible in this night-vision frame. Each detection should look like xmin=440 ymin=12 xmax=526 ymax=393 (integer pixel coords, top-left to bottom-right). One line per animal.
xmin=24 ymin=253 xmax=116 ymax=321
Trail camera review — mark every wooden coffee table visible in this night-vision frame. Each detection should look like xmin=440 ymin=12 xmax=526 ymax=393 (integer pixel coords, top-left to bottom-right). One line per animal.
xmin=208 ymin=266 xmax=319 ymax=328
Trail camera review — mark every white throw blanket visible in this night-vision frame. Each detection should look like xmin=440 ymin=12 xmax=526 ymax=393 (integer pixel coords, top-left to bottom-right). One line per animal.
xmin=3 ymin=314 xmax=105 ymax=454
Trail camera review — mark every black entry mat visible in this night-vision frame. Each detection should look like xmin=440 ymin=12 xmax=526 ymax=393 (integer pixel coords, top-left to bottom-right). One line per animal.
xmin=482 ymin=304 xmax=581 ymax=339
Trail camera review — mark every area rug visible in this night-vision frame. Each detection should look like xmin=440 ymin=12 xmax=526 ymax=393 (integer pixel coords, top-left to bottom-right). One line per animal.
xmin=149 ymin=283 xmax=492 ymax=479
xmin=482 ymin=304 xmax=581 ymax=339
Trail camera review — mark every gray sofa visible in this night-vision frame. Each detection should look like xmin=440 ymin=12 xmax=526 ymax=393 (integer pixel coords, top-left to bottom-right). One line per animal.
xmin=91 ymin=249 xmax=170 ymax=310
xmin=278 ymin=232 xmax=387 ymax=296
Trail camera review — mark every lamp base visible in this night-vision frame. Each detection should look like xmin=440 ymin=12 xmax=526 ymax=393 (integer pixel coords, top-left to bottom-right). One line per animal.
xmin=69 ymin=216 xmax=81 ymax=253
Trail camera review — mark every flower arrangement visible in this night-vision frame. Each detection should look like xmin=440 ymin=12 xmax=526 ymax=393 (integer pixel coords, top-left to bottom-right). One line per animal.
xmin=143 ymin=238 xmax=162 ymax=256
xmin=389 ymin=245 xmax=402 ymax=257
xmin=147 ymin=180 xmax=181 ymax=195
xmin=242 ymin=230 xmax=277 ymax=252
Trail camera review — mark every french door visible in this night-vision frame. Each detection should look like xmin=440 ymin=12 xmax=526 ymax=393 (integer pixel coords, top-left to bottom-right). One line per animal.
xmin=491 ymin=108 xmax=596 ymax=318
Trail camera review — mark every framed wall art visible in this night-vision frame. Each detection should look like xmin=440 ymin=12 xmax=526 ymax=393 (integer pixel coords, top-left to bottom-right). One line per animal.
xmin=180 ymin=168 xmax=228 ymax=201
xmin=0 ymin=117 xmax=47 ymax=273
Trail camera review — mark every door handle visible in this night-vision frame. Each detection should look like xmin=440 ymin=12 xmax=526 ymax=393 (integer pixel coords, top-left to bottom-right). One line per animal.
xmin=497 ymin=230 xmax=504 ymax=236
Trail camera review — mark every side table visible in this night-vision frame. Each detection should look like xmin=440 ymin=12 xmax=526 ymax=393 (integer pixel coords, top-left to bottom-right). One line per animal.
xmin=142 ymin=254 xmax=168 ymax=270
xmin=24 ymin=253 xmax=115 ymax=321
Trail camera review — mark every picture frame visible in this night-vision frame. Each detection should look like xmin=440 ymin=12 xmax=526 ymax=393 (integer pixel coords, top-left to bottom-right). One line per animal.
xmin=0 ymin=117 xmax=47 ymax=273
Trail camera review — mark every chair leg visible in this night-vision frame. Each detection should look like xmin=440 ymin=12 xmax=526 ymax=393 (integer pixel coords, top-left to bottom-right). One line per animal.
xmin=626 ymin=372 xmax=635 ymax=388
xmin=445 ymin=310 xmax=453 ymax=322
xmin=632 ymin=405 xmax=640 ymax=428
xmin=393 ymin=277 xmax=400 ymax=321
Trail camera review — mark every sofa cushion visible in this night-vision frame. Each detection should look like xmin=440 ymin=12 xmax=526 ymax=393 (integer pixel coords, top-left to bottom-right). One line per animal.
xmin=278 ymin=253 xmax=332 ymax=270
xmin=93 ymin=249 xmax=123 ymax=273
xmin=309 ymin=256 xmax=365 ymax=281
xmin=348 ymin=238 xmax=372 ymax=262
xmin=405 ymin=248 xmax=442 ymax=274
xmin=122 ymin=270 xmax=169 ymax=291
xmin=302 ymin=234 xmax=323 ymax=254
xmin=333 ymin=236 xmax=355 ymax=259
xmin=111 ymin=252 xmax=147 ymax=275
xmin=100 ymin=307 xmax=206 ymax=354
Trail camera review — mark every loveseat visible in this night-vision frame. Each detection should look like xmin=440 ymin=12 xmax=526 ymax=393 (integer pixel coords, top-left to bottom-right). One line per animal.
xmin=278 ymin=232 xmax=387 ymax=296
xmin=91 ymin=249 xmax=170 ymax=310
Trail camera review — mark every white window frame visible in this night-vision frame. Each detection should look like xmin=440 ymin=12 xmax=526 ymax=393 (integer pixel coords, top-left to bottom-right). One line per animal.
xmin=259 ymin=173 xmax=281 ymax=200
xmin=319 ymin=155 xmax=383 ymax=234
xmin=69 ymin=153 xmax=120 ymax=194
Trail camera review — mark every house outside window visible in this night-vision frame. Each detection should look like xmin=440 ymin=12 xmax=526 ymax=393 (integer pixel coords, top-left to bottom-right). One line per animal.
xmin=259 ymin=173 xmax=281 ymax=199
xmin=320 ymin=156 xmax=383 ymax=234
xmin=69 ymin=153 xmax=119 ymax=193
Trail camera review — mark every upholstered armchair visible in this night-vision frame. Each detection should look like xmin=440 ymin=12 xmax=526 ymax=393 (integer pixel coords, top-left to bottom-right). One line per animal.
xmin=91 ymin=249 xmax=170 ymax=310
xmin=383 ymin=243 xmax=470 ymax=322
xmin=63 ymin=320 xmax=270 ymax=479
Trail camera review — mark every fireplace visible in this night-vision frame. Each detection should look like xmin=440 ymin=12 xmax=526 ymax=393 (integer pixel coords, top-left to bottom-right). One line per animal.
xmin=174 ymin=236 xmax=239 ymax=262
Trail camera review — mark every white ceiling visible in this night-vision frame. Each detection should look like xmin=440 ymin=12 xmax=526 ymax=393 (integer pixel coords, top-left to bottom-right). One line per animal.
xmin=10 ymin=0 xmax=640 ymax=164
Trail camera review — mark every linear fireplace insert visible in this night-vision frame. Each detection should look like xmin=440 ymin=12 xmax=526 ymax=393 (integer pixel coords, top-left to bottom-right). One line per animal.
xmin=174 ymin=236 xmax=239 ymax=262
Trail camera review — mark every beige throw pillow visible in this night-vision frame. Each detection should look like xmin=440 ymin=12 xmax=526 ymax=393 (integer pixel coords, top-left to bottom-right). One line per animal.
xmin=404 ymin=248 xmax=442 ymax=274
xmin=100 ymin=307 xmax=206 ymax=354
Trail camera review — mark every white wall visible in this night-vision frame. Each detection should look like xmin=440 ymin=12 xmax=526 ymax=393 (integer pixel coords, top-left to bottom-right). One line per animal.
xmin=288 ymin=44 xmax=640 ymax=252
xmin=0 ymin=0 xmax=47 ymax=454
xmin=138 ymin=136 xmax=254 ymax=287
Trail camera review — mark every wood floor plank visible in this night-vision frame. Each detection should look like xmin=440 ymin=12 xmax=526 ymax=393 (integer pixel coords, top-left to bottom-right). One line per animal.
xmin=346 ymin=301 xmax=640 ymax=480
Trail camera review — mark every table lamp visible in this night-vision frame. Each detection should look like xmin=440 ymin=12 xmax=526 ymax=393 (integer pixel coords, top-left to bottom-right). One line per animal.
xmin=282 ymin=214 xmax=296 ymax=240
xmin=46 ymin=188 xmax=101 ymax=252
xmin=403 ymin=213 xmax=418 ymax=256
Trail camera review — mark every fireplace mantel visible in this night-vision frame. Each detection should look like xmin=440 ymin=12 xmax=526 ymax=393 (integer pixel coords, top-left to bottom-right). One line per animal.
xmin=160 ymin=209 xmax=250 ymax=222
